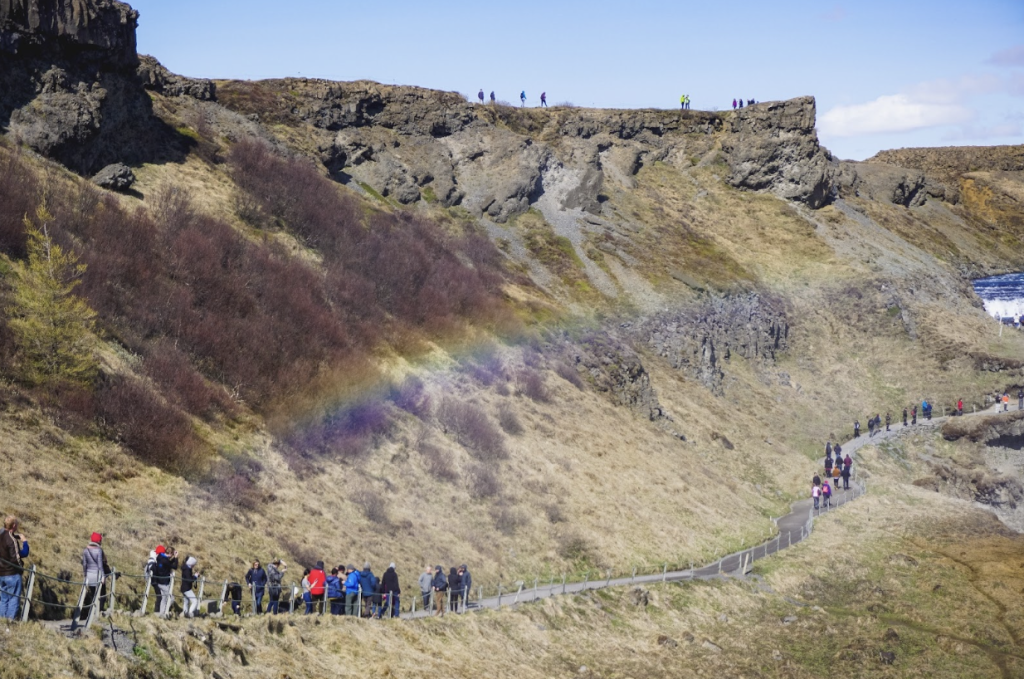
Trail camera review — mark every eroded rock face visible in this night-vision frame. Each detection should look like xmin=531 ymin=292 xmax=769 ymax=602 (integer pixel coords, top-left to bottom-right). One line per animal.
xmin=644 ymin=294 xmax=789 ymax=393
xmin=721 ymin=97 xmax=836 ymax=208
xmin=837 ymin=161 xmax=948 ymax=207
xmin=0 ymin=0 xmax=138 ymax=66
xmin=136 ymin=55 xmax=215 ymax=100
xmin=569 ymin=332 xmax=666 ymax=422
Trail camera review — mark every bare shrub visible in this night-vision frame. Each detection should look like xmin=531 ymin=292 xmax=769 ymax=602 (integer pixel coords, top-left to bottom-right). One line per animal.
xmin=557 ymin=530 xmax=595 ymax=565
xmin=517 ymin=368 xmax=549 ymax=403
xmin=353 ymin=488 xmax=389 ymax=524
xmin=497 ymin=404 xmax=525 ymax=436
xmin=419 ymin=440 xmax=459 ymax=482
xmin=277 ymin=537 xmax=320 ymax=570
xmin=544 ymin=503 xmax=566 ymax=523
xmin=495 ymin=382 xmax=510 ymax=396
xmin=285 ymin=400 xmax=395 ymax=462
xmin=554 ymin=361 xmax=585 ymax=390
xmin=144 ymin=340 xmax=235 ymax=419
xmin=0 ymin=148 xmax=38 ymax=258
xmin=389 ymin=376 xmax=431 ymax=418
xmin=468 ymin=463 xmax=501 ymax=499
xmin=490 ymin=502 xmax=527 ymax=536
xmin=437 ymin=398 xmax=507 ymax=460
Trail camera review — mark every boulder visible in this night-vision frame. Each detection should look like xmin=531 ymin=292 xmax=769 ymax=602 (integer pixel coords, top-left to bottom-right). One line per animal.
xmin=136 ymin=55 xmax=215 ymax=100
xmin=91 ymin=162 xmax=135 ymax=191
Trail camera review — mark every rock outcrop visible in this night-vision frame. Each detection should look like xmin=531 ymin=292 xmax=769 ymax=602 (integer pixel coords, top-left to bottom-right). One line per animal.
xmin=0 ymin=0 xmax=138 ymax=66
xmin=837 ymin=161 xmax=948 ymax=207
xmin=136 ymin=54 xmax=215 ymax=101
xmin=721 ymin=97 xmax=836 ymax=208
xmin=644 ymin=294 xmax=789 ymax=393
xmin=568 ymin=332 xmax=666 ymax=422
xmin=868 ymin=144 xmax=1024 ymax=203
xmin=91 ymin=161 xmax=134 ymax=190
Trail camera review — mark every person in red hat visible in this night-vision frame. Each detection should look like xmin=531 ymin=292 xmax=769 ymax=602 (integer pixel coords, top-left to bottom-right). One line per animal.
xmin=74 ymin=532 xmax=108 ymax=625
xmin=152 ymin=544 xmax=179 ymax=617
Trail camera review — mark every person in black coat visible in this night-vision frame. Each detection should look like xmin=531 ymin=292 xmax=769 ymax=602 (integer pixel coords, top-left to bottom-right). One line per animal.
xmin=448 ymin=567 xmax=462 ymax=613
xmin=245 ymin=560 xmax=268 ymax=614
xmin=431 ymin=565 xmax=448 ymax=617
xmin=458 ymin=564 xmax=472 ymax=607
xmin=380 ymin=563 xmax=400 ymax=618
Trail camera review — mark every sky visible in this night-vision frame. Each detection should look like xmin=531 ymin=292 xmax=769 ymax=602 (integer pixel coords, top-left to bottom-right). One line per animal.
xmin=128 ymin=0 xmax=1024 ymax=160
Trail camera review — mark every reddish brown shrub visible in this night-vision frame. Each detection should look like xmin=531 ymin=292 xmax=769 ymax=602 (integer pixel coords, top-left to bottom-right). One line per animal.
xmin=0 ymin=148 xmax=38 ymax=258
xmin=437 ymin=398 xmax=507 ymax=461
xmin=517 ymin=368 xmax=550 ymax=403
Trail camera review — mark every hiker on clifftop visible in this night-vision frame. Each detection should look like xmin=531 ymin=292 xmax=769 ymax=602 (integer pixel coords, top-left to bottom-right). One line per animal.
xmin=478 ymin=89 xmax=484 ymax=104
xmin=834 ymin=443 xmax=842 ymax=459
xmin=419 ymin=565 xmax=433 ymax=612
xmin=489 ymin=91 xmax=495 ymax=104
xmin=812 ymin=473 xmax=821 ymax=487
xmin=732 ymin=98 xmax=737 ymax=109
xmin=448 ymin=566 xmax=463 ymax=613
xmin=0 ymin=517 xmax=28 ymax=621
xmin=903 ymin=408 xmax=908 ymax=426
xmin=458 ymin=564 xmax=472 ymax=607
xmin=540 ymin=92 xmax=548 ymax=107
xmin=520 ymin=91 xmax=526 ymax=107
xmin=1003 ymin=392 xmax=1010 ymax=412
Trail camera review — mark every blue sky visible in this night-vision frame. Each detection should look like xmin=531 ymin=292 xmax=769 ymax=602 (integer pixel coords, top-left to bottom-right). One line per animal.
xmin=130 ymin=0 xmax=1024 ymax=160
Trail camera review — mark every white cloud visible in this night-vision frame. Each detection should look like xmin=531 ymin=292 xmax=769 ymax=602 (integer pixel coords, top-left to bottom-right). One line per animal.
xmin=819 ymin=94 xmax=974 ymax=137
xmin=989 ymin=44 xmax=1024 ymax=67
xmin=819 ymin=74 xmax=1019 ymax=138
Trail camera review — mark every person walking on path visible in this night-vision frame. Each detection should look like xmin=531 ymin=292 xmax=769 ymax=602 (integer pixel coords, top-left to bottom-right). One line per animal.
xmin=903 ymin=408 xmax=908 ymax=426
xmin=308 ymin=561 xmax=326 ymax=614
xmin=266 ymin=559 xmax=285 ymax=614
xmin=344 ymin=564 xmax=360 ymax=616
xmin=834 ymin=443 xmax=842 ymax=460
xmin=153 ymin=545 xmax=178 ymax=617
xmin=958 ymin=399 xmax=964 ymax=416
xmin=1003 ymin=392 xmax=1010 ymax=412
xmin=458 ymin=565 xmax=472 ymax=608
xmin=824 ymin=454 xmax=833 ymax=478
xmin=831 ymin=464 xmax=841 ymax=485
xmin=478 ymin=89 xmax=484 ymax=104
xmin=181 ymin=556 xmax=200 ymax=618
xmin=841 ymin=457 xmax=851 ymax=490
xmin=448 ymin=566 xmax=462 ymax=613
xmin=1018 ymin=389 xmax=1023 ymax=410
xmin=812 ymin=473 xmax=821 ymax=487
xmin=77 ymin=532 xmax=108 ymax=623
xmin=854 ymin=420 xmax=860 ymax=437
xmin=245 ymin=560 xmax=268 ymax=614
xmin=489 ymin=91 xmax=495 ymax=104
xmin=0 ymin=517 xmax=27 ymax=620
xmin=520 ymin=91 xmax=526 ymax=107
xmin=381 ymin=563 xmax=400 ymax=618
xmin=885 ymin=412 xmax=891 ymax=432
xmin=911 ymin=406 xmax=917 ymax=425
xmin=540 ymin=92 xmax=547 ymax=107
xmin=431 ymin=565 xmax=448 ymax=616
xmin=821 ymin=480 xmax=832 ymax=508
xmin=419 ymin=565 xmax=433 ymax=611
xmin=825 ymin=441 xmax=832 ymax=458
xmin=812 ymin=482 xmax=821 ymax=510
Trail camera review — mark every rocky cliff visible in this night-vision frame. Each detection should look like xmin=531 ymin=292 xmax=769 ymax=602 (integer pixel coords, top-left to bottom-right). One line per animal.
xmin=0 ymin=0 xmax=137 ymax=65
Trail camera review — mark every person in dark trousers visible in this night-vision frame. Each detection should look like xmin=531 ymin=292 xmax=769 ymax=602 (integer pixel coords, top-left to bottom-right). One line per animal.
xmin=344 ymin=564 xmax=360 ymax=616
xmin=458 ymin=565 xmax=472 ymax=608
xmin=432 ymin=565 xmax=448 ymax=616
xmin=1018 ymin=390 xmax=1023 ymax=410
xmin=358 ymin=562 xmax=377 ymax=617
xmin=489 ymin=91 xmax=495 ymax=104
xmin=841 ymin=458 xmax=851 ymax=490
xmin=245 ymin=560 xmax=268 ymax=614
xmin=903 ymin=408 xmax=908 ymax=426
xmin=885 ymin=412 xmax=891 ymax=432
xmin=326 ymin=567 xmax=343 ymax=615
xmin=520 ymin=91 xmax=526 ymax=107
xmin=540 ymin=92 xmax=547 ymax=107
xmin=957 ymin=399 xmax=964 ymax=416
xmin=825 ymin=441 xmax=832 ymax=458
xmin=911 ymin=406 xmax=917 ymax=425
xmin=821 ymin=480 xmax=832 ymax=508
xmin=301 ymin=568 xmax=313 ymax=614
xmin=228 ymin=582 xmax=243 ymax=615
xmin=477 ymin=89 xmax=484 ymax=104
xmin=381 ymin=563 xmax=400 ymax=618
xmin=812 ymin=474 xmax=821 ymax=487
xmin=811 ymin=483 xmax=821 ymax=510
xmin=266 ymin=559 xmax=285 ymax=614
xmin=181 ymin=556 xmax=200 ymax=618
xmin=448 ymin=566 xmax=462 ymax=613
xmin=824 ymin=454 xmax=833 ymax=477
xmin=0 ymin=517 xmax=27 ymax=620
xmin=732 ymin=98 xmax=737 ymax=109
xmin=77 ymin=533 xmax=108 ymax=623
xmin=419 ymin=565 xmax=433 ymax=612
xmin=854 ymin=420 xmax=860 ymax=437
xmin=833 ymin=443 xmax=842 ymax=460
xmin=153 ymin=545 xmax=178 ymax=617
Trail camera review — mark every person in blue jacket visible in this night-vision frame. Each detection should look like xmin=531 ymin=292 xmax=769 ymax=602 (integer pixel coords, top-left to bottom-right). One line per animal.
xmin=0 ymin=517 xmax=28 ymax=620
xmin=326 ymin=567 xmax=343 ymax=615
xmin=245 ymin=560 xmax=268 ymax=614
xmin=344 ymin=565 xmax=361 ymax=616
xmin=358 ymin=562 xmax=378 ymax=617
xmin=520 ymin=91 xmax=526 ymax=107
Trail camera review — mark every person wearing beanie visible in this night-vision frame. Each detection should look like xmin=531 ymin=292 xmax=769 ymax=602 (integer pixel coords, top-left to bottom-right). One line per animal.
xmin=381 ymin=562 xmax=400 ymax=618
xmin=431 ymin=565 xmax=448 ymax=617
xmin=344 ymin=564 xmax=360 ymax=616
xmin=75 ymin=532 xmax=109 ymax=625
xmin=458 ymin=564 xmax=472 ymax=608
xmin=358 ymin=562 xmax=377 ymax=617
xmin=266 ymin=559 xmax=286 ymax=615
xmin=448 ymin=566 xmax=462 ymax=614
xmin=153 ymin=546 xmax=179 ymax=617
xmin=181 ymin=556 xmax=200 ymax=618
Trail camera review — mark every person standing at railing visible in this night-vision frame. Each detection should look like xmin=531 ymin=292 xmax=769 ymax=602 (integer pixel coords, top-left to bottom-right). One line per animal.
xmin=245 ymin=560 xmax=268 ymax=614
xmin=854 ymin=420 xmax=860 ymax=437
xmin=309 ymin=561 xmax=326 ymax=614
xmin=151 ymin=546 xmax=178 ymax=617
xmin=381 ymin=563 xmax=400 ymax=618
xmin=431 ymin=565 xmax=448 ymax=617
xmin=344 ymin=564 xmax=360 ymax=616
xmin=448 ymin=566 xmax=462 ymax=613
xmin=0 ymin=516 xmax=27 ymax=620
xmin=266 ymin=559 xmax=285 ymax=614
xmin=300 ymin=568 xmax=313 ymax=614
xmin=326 ymin=567 xmax=343 ymax=615
xmin=181 ymin=556 xmax=200 ymax=618
xmin=78 ymin=532 xmax=108 ymax=622
xmin=821 ymin=480 xmax=832 ymax=508
xmin=418 ymin=565 xmax=433 ymax=612
xmin=358 ymin=563 xmax=377 ymax=618
xmin=458 ymin=565 xmax=472 ymax=609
